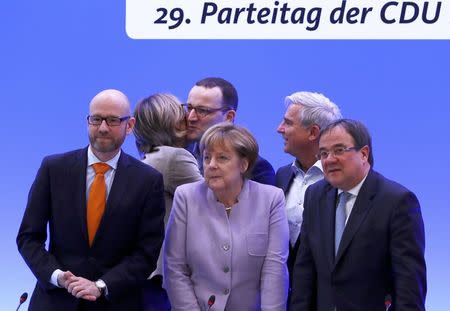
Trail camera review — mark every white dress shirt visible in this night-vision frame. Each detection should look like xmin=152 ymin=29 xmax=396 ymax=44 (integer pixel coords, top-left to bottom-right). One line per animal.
xmin=337 ymin=173 xmax=369 ymax=225
xmin=50 ymin=146 xmax=121 ymax=287
xmin=285 ymin=160 xmax=323 ymax=247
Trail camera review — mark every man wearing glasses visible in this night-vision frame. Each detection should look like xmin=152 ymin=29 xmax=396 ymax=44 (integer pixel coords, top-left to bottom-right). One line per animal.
xmin=289 ymin=119 xmax=426 ymax=311
xmin=185 ymin=77 xmax=275 ymax=185
xmin=17 ymin=89 xmax=165 ymax=310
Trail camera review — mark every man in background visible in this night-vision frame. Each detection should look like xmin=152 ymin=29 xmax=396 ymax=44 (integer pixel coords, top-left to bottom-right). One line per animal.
xmin=290 ymin=119 xmax=426 ymax=310
xmin=17 ymin=89 xmax=165 ymax=310
xmin=185 ymin=77 xmax=275 ymax=185
xmin=276 ymin=91 xmax=341 ymax=280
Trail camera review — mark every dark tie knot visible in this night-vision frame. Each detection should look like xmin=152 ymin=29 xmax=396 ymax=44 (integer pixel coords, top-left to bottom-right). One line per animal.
xmin=93 ymin=162 xmax=110 ymax=175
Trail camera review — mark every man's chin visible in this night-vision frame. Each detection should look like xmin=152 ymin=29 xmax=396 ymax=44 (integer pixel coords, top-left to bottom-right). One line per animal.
xmin=92 ymin=142 xmax=118 ymax=154
xmin=284 ymin=146 xmax=292 ymax=154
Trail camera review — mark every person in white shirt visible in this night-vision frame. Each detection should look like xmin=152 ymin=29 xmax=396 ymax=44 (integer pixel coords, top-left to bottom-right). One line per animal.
xmin=275 ymin=91 xmax=342 ymax=286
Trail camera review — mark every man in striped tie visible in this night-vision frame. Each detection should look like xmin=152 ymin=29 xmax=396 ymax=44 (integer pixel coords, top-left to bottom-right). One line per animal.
xmin=290 ymin=119 xmax=426 ymax=311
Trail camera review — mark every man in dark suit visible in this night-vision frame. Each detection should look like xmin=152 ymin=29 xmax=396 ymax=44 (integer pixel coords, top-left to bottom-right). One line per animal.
xmin=17 ymin=89 xmax=165 ymax=310
xmin=184 ymin=77 xmax=275 ymax=185
xmin=290 ymin=119 xmax=426 ymax=311
xmin=275 ymin=91 xmax=341 ymax=279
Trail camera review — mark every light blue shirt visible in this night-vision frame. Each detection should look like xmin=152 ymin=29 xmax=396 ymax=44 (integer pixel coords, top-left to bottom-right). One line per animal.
xmin=285 ymin=160 xmax=323 ymax=247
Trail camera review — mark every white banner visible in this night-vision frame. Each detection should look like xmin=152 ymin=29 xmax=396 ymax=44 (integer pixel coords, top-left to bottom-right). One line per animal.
xmin=126 ymin=0 xmax=450 ymax=39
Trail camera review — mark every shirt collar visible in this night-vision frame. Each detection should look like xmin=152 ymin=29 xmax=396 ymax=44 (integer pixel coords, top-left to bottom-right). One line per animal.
xmin=87 ymin=145 xmax=121 ymax=170
xmin=291 ymin=159 xmax=323 ymax=176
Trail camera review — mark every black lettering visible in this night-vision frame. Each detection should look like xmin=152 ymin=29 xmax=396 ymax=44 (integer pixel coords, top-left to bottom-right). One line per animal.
xmin=201 ymin=3 xmax=217 ymax=23
xmin=155 ymin=8 xmax=168 ymax=24
xmin=346 ymin=7 xmax=360 ymax=24
xmin=279 ymin=3 xmax=291 ymax=24
xmin=330 ymin=0 xmax=346 ymax=24
xmin=360 ymin=7 xmax=373 ymax=23
xmin=422 ymin=1 xmax=441 ymax=24
xmin=272 ymin=1 xmax=279 ymax=24
xmin=400 ymin=2 xmax=419 ymax=23
xmin=218 ymin=7 xmax=232 ymax=24
xmin=233 ymin=7 xmax=246 ymax=23
xmin=291 ymin=7 xmax=306 ymax=24
xmin=258 ymin=8 xmax=271 ymax=24
xmin=246 ymin=3 xmax=257 ymax=24
xmin=306 ymin=7 xmax=321 ymax=31
xmin=381 ymin=2 xmax=398 ymax=24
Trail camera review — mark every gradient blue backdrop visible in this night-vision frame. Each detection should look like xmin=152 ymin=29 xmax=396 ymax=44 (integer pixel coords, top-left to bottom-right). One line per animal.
xmin=2 ymin=1 xmax=449 ymax=309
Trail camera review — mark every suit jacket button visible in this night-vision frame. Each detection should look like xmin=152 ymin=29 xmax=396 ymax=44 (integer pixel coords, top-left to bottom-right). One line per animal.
xmin=223 ymin=266 xmax=230 ymax=273
xmin=222 ymin=244 xmax=230 ymax=251
xmin=223 ymin=288 xmax=230 ymax=295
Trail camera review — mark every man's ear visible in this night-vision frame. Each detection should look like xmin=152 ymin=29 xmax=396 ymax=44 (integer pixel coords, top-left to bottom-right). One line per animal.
xmin=360 ymin=145 xmax=370 ymax=162
xmin=225 ymin=110 xmax=236 ymax=123
xmin=126 ymin=117 xmax=136 ymax=134
xmin=309 ymin=124 xmax=320 ymax=141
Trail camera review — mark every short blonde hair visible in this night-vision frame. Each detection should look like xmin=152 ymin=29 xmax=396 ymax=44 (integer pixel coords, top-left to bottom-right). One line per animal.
xmin=200 ymin=123 xmax=258 ymax=177
xmin=133 ymin=93 xmax=186 ymax=153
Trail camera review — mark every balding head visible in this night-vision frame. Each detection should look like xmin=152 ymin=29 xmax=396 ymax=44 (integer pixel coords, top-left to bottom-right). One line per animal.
xmin=87 ymin=89 xmax=135 ymax=161
xmin=89 ymin=89 xmax=131 ymax=116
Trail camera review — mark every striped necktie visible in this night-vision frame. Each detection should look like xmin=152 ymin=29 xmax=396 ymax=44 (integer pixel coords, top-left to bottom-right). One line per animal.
xmin=335 ymin=191 xmax=351 ymax=255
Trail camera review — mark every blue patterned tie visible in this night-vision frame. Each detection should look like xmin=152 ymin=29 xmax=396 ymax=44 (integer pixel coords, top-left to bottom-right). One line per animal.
xmin=335 ymin=192 xmax=350 ymax=255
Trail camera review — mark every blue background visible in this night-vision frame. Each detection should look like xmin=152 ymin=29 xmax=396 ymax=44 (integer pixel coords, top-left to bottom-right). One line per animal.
xmin=2 ymin=1 xmax=449 ymax=309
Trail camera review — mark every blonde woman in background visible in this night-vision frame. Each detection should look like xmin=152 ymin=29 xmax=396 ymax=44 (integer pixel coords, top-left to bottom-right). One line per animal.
xmin=134 ymin=93 xmax=203 ymax=311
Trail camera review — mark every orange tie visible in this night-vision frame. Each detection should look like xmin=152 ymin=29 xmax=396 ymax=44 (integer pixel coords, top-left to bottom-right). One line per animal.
xmin=87 ymin=162 xmax=110 ymax=246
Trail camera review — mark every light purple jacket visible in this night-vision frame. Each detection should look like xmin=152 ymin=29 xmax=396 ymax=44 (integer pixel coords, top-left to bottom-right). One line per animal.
xmin=164 ymin=179 xmax=289 ymax=311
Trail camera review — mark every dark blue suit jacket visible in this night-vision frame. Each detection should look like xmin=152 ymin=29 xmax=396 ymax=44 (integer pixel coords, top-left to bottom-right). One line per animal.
xmin=290 ymin=169 xmax=426 ymax=311
xmin=251 ymin=155 xmax=276 ymax=186
xmin=275 ymin=164 xmax=298 ymax=276
xmin=275 ymin=164 xmax=295 ymax=195
xmin=17 ymin=148 xmax=165 ymax=311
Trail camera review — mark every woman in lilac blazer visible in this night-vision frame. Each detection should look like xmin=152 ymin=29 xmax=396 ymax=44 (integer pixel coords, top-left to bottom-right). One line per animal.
xmin=164 ymin=123 xmax=289 ymax=311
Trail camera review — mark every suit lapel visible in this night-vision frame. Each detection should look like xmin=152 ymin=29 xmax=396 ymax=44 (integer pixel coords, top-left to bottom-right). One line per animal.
xmin=71 ymin=148 xmax=89 ymax=244
xmin=280 ymin=168 xmax=295 ymax=194
xmin=320 ymin=184 xmax=338 ymax=270
xmin=334 ymin=170 xmax=378 ymax=265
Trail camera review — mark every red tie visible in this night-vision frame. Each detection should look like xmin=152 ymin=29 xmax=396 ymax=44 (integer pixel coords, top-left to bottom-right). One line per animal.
xmin=87 ymin=163 xmax=110 ymax=246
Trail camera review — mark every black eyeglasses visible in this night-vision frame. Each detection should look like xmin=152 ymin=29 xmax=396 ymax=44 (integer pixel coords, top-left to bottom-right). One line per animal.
xmin=181 ymin=104 xmax=228 ymax=118
xmin=316 ymin=146 xmax=359 ymax=160
xmin=87 ymin=115 xmax=130 ymax=127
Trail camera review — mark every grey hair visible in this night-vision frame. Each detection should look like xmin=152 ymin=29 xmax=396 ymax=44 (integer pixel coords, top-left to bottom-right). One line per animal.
xmin=133 ymin=93 xmax=186 ymax=154
xmin=285 ymin=91 xmax=342 ymax=129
